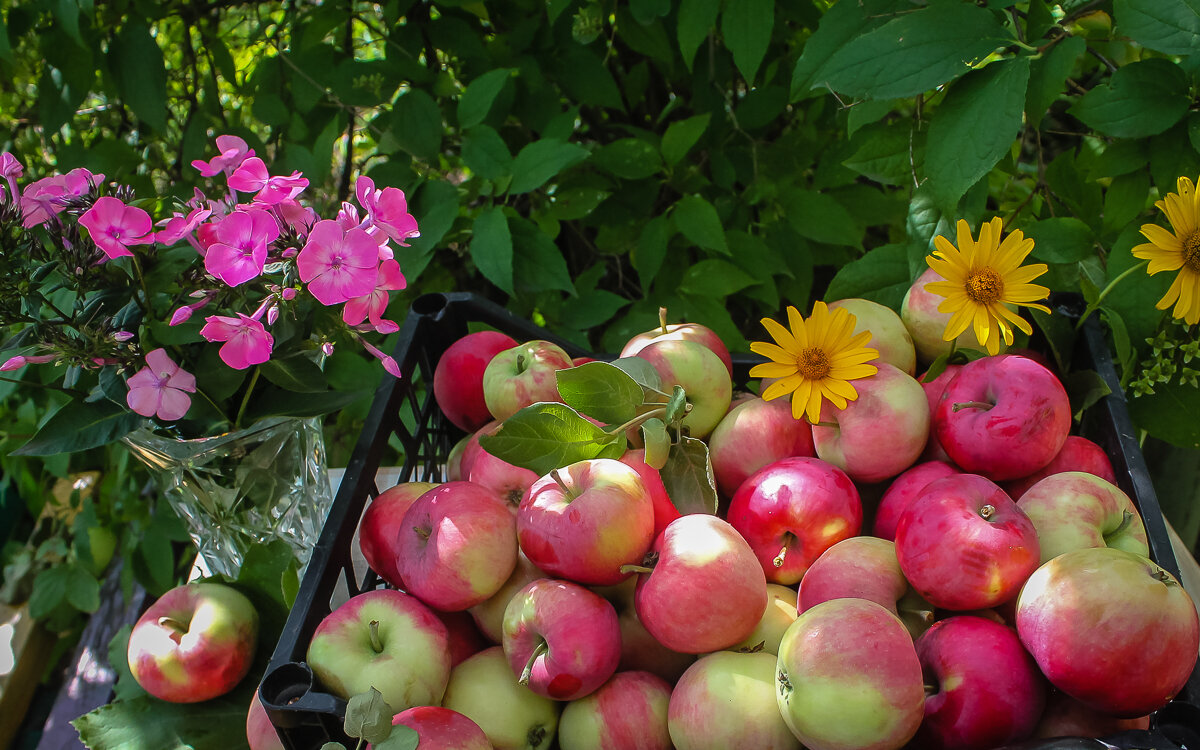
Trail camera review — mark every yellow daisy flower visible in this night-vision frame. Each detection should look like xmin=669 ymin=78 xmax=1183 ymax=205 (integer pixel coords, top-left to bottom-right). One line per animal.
xmin=749 ymin=301 xmax=880 ymax=424
xmin=923 ymin=218 xmax=1051 ymax=356
xmin=1131 ymin=175 xmax=1200 ymax=326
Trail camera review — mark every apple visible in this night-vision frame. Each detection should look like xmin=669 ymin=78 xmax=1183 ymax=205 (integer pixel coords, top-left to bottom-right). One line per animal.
xmin=592 ymin=577 xmax=696 ymax=684
xmin=390 ymin=706 xmax=491 ymax=750
xmin=707 ymin=397 xmax=815 ymax=498
xmin=728 ymin=583 xmax=798 ymax=655
xmin=446 ymin=433 xmax=472 ymax=481
xmin=634 ymin=339 xmax=732 ymax=440
xmin=933 ymin=354 xmax=1071 ymax=481
xmin=871 ymin=460 xmax=959 ymax=541
xmin=1016 ymin=471 xmax=1149 ymax=564
xmin=618 ymin=448 xmax=681 ymax=539
xmin=620 ymin=307 xmax=733 ymax=377
xmin=917 ymin=364 xmax=963 ymax=462
xmin=912 ymin=615 xmax=1047 ymax=750
xmin=812 ymin=362 xmax=930 ymax=484
xmin=246 ymin=692 xmax=285 ymax=750
xmin=1016 ymin=547 xmax=1200 ymax=717
xmin=441 ymin=646 xmax=560 ymax=750
xmin=127 ymin=582 xmax=258 ymax=703
xmin=434 ymin=330 xmax=519 ymax=432
xmin=482 ymin=340 xmax=574 ymax=422
xmin=726 ymin=457 xmax=861 ymax=584
xmin=895 ymin=473 xmax=1040 ymax=611
xmin=828 ymin=298 xmax=917 ymax=376
xmin=669 ymin=651 xmax=801 ymax=750
xmin=901 ymin=268 xmax=1001 ymax=363
xmin=305 ymin=588 xmax=450 ymax=712
xmin=559 ymin=671 xmax=673 ymax=750
xmin=397 ymin=481 xmax=518 ymax=611
xmin=1003 ymin=435 xmax=1118 ymax=500
xmin=633 ymin=514 xmax=767 ymax=654
xmin=435 ymin=608 xmax=490 ymax=667
xmin=358 ymin=481 xmax=438 ymax=588
xmin=502 ymin=578 xmax=621 ymax=701
xmin=460 ymin=420 xmax=539 ymax=512
xmin=468 ymin=552 xmax=547 ymax=643
xmin=1033 ymin=690 xmax=1151 ymax=738
xmin=776 ymin=598 xmax=925 ymax=750
xmin=518 ymin=458 xmax=654 ymax=586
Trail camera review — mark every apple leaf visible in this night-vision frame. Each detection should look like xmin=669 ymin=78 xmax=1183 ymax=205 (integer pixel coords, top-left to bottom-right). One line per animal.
xmin=641 ymin=418 xmax=670 ymax=469
xmin=320 ymin=744 xmax=348 ymax=750
xmin=373 ymin=726 xmax=419 ymax=750
xmin=555 ymin=362 xmax=645 ymax=424
xmin=345 ymin=687 xmax=395 ymax=745
xmin=73 ymin=688 xmax=256 ymax=750
xmin=608 ymin=356 xmax=664 ymax=395
xmin=479 ymin=402 xmax=626 ymax=476
xmin=659 ymin=436 xmax=718 ymax=515
xmin=664 ymin=385 xmax=689 ymax=426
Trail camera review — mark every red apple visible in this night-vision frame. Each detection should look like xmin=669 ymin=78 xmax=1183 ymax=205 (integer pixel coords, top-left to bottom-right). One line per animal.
xmin=127 ymin=582 xmax=258 ymax=703
xmin=246 ymin=692 xmax=284 ymax=750
xmin=559 ymin=671 xmax=673 ymax=750
xmin=468 ymin=552 xmax=547 ymax=643
xmin=1016 ymin=547 xmax=1200 ymax=717
xmin=397 ymin=481 xmax=518 ymax=611
xmin=933 ymin=354 xmax=1071 ymax=481
xmin=1033 ymin=690 xmax=1151 ymax=738
xmin=669 ymin=651 xmax=801 ymax=750
xmin=358 ymin=481 xmax=438 ymax=588
xmin=895 ymin=474 xmax=1040 ymax=611
xmin=635 ymin=339 xmax=732 ymax=440
xmin=592 ymin=577 xmax=696 ymax=684
xmin=389 ymin=706 xmax=491 ymax=749
xmin=708 ymin=397 xmax=815 ymax=498
xmin=633 ymin=514 xmax=767 ymax=654
xmin=460 ymin=420 xmax=539 ymax=512
xmin=918 ymin=364 xmax=963 ymax=462
xmin=482 ymin=340 xmax=574 ymax=422
xmin=441 ymin=646 xmax=560 ymax=750
xmin=872 ymin=461 xmax=959 ymax=541
xmin=727 ymin=457 xmax=862 ymax=584
xmin=620 ymin=307 xmax=733 ymax=377
xmin=828 ymin=298 xmax=917 ymax=376
xmin=435 ymin=608 xmax=490 ymax=667
xmin=502 ymin=579 xmax=621 ymax=701
xmin=913 ymin=616 xmax=1047 ymax=750
xmin=618 ymin=449 xmax=681 ymax=539
xmin=434 ymin=330 xmax=519 ymax=432
xmin=1016 ymin=471 xmax=1149 ymax=564
xmin=1003 ymin=435 xmax=1118 ymax=500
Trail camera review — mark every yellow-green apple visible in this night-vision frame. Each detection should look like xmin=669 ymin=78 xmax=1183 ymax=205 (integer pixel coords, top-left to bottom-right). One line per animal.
xmin=559 ymin=671 xmax=673 ymax=750
xmin=634 ymin=339 xmax=732 ymax=439
xmin=812 ymin=363 xmax=929 ymax=484
xmin=358 ymin=481 xmax=438 ymax=588
xmin=482 ymin=340 xmax=574 ymax=422
xmin=468 ymin=552 xmax=546 ymax=643
xmin=618 ymin=449 xmax=681 ymax=539
xmin=895 ymin=474 xmax=1040 ymax=611
xmin=465 ymin=421 xmax=539 ymax=512
xmin=708 ymin=397 xmax=815 ymax=498
xmin=669 ymin=651 xmax=801 ymax=750
xmin=872 ymin=461 xmax=959 ymax=541
xmin=726 ymin=457 xmax=861 ymax=584
xmin=933 ymin=355 xmax=1071 ymax=481
xmin=728 ymin=583 xmax=798 ymax=655
xmin=828 ymin=298 xmax=917 ymax=376
xmin=517 ymin=458 xmax=654 ymax=586
xmin=1016 ymin=471 xmax=1148 ymax=564
xmin=446 ymin=433 xmax=472 ymax=481
xmin=1003 ymin=436 xmax=1117 ymax=500
xmin=901 ymin=268 xmax=1000 ymax=364
xmin=441 ymin=646 xmax=560 ymax=750
xmin=620 ymin=307 xmax=733 ymax=377
xmin=126 ymin=582 xmax=258 ymax=703
xmin=917 ymin=364 xmax=962 ymax=462
xmin=1033 ymin=690 xmax=1151 ymax=738
xmin=1016 ymin=547 xmax=1200 ymax=717
xmin=632 ymin=514 xmax=767 ymax=654
xmin=592 ymin=577 xmax=696 ymax=684
xmin=912 ymin=615 xmax=1047 ymax=750
xmin=798 ymin=536 xmax=934 ymax=641
xmin=776 ymin=598 xmax=925 ymax=750
xmin=246 ymin=692 xmax=284 ymax=750
xmin=305 ymin=588 xmax=451 ymax=712
xmin=389 ymin=706 xmax=491 ymax=750
xmin=502 ymin=578 xmax=621 ymax=701
xmin=397 ymin=481 xmax=518 ymax=611
xmin=434 ymin=330 xmax=519 ymax=432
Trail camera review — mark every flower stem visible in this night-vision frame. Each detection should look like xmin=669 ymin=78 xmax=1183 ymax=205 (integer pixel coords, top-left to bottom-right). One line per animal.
xmin=1075 ymin=260 xmax=1150 ymax=331
xmin=234 ymin=367 xmax=260 ymax=429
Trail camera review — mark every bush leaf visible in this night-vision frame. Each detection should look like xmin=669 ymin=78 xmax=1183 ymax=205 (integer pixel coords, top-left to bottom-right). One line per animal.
xmin=14 ymin=401 xmax=142 ymax=456
xmin=470 ymin=207 xmax=515 ymax=295
xmin=1069 ymin=58 xmax=1190 ymax=139
xmin=509 ymin=139 xmax=590 ymax=194
xmin=722 ymin=0 xmax=773 ymax=85
xmin=672 ymin=195 xmax=729 ymax=255
xmin=458 ymin=68 xmax=512 ymax=128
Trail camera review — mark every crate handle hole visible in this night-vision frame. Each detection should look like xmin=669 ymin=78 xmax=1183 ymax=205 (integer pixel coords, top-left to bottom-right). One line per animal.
xmin=413 ymin=293 xmax=450 ymax=317
xmin=260 ymin=662 xmax=316 ymax=711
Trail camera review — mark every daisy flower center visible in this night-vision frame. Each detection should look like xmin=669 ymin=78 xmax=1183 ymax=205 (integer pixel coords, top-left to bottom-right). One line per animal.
xmin=1184 ymin=230 xmax=1200 ymax=273
xmin=797 ymin=347 xmax=831 ymax=380
xmin=965 ymin=268 xmax=1004 ymax=305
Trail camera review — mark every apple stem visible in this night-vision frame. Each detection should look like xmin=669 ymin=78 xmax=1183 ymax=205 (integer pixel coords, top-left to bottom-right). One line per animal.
xmin=413 ymin=525 xmax=430 ymax=540
xmin=952 ymin=401 xmax=994 ymax=412
xmin=515 ymin=353 xmax=527 ymax=375
xmin=1105 ymin=510 xmax=1135 ymax=541
xmin=813 ymin=420 xmax=838 ymax=429
xmin=658 ymin=306 xmax=669 ymax=335
xmin=1156 ymin=569 xmax=1180 ymax=586
xmin=157 ymin=616 xmax=188 ymax=645
xmin=619 ymin=564 xmax=654 ymax=575
xmin=773 ymin=533 xmax=794 ymax=568
xmin=368 ymin=620 xmax=384 ymax=654
xmin=979 ymin=504 xmax=996 ymax=520
xmin=519 ymin=640 xmax=549 ymax=685
xmin=549 ymin=468 xmax=574 ymax=500
xmin=604 ymin=406 xmax=668 ymax=441
xmin=528 ymin=726 xmax=547 ymax=748
xmin=924 ymin=683 xmax=939 ymax=697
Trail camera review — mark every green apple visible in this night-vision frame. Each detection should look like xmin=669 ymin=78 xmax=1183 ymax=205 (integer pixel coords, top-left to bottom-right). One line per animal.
xmin=441 ymin=646 xmax=560 ymax=750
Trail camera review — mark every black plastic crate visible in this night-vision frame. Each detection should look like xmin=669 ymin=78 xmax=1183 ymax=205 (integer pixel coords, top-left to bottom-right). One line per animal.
xmin=259 ymin=291 xmax=1200 ymax=750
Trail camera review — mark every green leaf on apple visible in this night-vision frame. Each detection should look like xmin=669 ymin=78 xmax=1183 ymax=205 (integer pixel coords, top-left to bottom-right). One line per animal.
xmin=344 ymin=687 xmax=395 ymax=745
xmin=479 ymin=402 xmax=626 ymax=476
xmin=641 ymin=417 xmax=670 ymax=470
xmin=664 ymin=385 xmax=689 ymax=426
xmin=73 ymin=688 xmax=258 ymax=750
xmin=659 ymin=436 xmax=718 ymax=515
xmin=608 ymin=356 xmax=663 ymax=394
xmin=320 ymin=744 xmax=348 ymax=750
xmin=555 ymin=362 xmax=645 ymax=424
xmin=373 ymin=724 xmax=419 ymax=749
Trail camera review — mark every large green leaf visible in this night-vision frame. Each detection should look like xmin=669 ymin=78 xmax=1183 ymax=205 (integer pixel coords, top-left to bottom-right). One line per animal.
xmin=511 ymin=218 xmax=576 ymax=295
xmin=556 ymin=362 xmax=645 ymax=424
xmin=111 ymin=22 xmax=168 ymax=132
xmin=925 ymin=57 xmax=1030 ymax=210
xmin=244 ymin=389 xmax=367 ymax=421
xmin=1025 ymin=36 xmax=1085 ymax=123
xmin=13 ymin=401 xmax=141 ymax=456
xmin=458 ymin=68 xmax=513 ymax=128
xmin=816 ymin=2 xmax=1010 ymax=100
xmin=661 ymin=113 xmax=711 ymax=165
xmin=461 ymin=125 xmax=513 ymax=181
xmin=73 ymin=685 xmax=256 ymax=750
xmin=677 ymin=0 xmax=721 ymax=70
xmin=1069 ymin=59 xmax=1190 ymax=139
xmin=479 ymin=403 xmax=626 ymax=476
xmin=635 ymin=215 xmax=672 ymax=293
xmin=469 ymin=207 xmax=515 ymax=295
xmin=844 ymin=120 xmax=923 ymax=186
xmin=592 ymin=138 xmax=663 ymax=180
xmin=679 ymin=259 xmax=757 ymax=298
xmin=659 ymin=436 xmax=718 ymax=515
xmin=780 ymin=189 xmax=862 ymax=247
xmin=672 ymin=195 xmax=729 ymax=255
xmin=721 ymin=0 xmax=774 ymax=85
xmin=1131 ymin=382 xmax=1200 ymax=449
xmin=259 ymin=355 xmax=329 ymax=393
xmin=1114 ymin=0 xmax=1200 ymax=56
xmin=791 ymin=0 xmax=907 ymax=100
xmin=1019 ymin=217 xmax=1095 ymax=264
xmin=823 ymin=244 xmax=910 ymax=310
xmin=555 ymin=47 xmax=625 ymax=111
xmin=390 ymin=89 xmax=444 ymax=159
xmin=509 ymin=139 xmax=590 ymax=194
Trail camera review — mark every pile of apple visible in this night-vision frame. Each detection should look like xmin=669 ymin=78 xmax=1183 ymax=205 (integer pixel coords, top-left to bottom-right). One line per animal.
xmin=278 ymin=296 xmax=1199 ymax=750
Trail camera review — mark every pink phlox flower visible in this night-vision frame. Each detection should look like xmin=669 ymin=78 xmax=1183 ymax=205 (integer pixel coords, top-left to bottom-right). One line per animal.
xmin=1 ymin=152 xmax=23 ymax=201
xmin=155 ymin=206 xmax=212 ymax=246
xmin=199 ymin=313 xmax=274 ymax=370
xmin=357 ymin=335 xmax=401 ymax=379
xmin=336 ymin=201 xmax=361 ymax=232
xmin=274 ymin=199 xmax=317 ymax=235
xmin=191 ymin=135 xmax=255 ymax=178
xmin=169 ymin=294 xmax=214 ymax=326
xmin=203 ymin=209 xmax=280 ymax=286
xmin=356 ymin=177 xmax=420 ymax=247
xmin=0 ymin=354 xmax=56 ymax=371
xmin=112 ymin=331 xmax=134 ymax=342
xmin=296 ymin=220 xmax=379 ymax=306
xmin=92 ymin=357 xmax=119 ymax=366
xmin=78 ymin=196 xmax=154 ymax=261
xmin=19 ymin=168 xmax=104 ymax=227
xmin=320 ymin=342 xmax=335 ymax=356
xmin=227 ymin=157 xmax=309 ymax=205
xmin=125 ymin=348 xmax=196 ymax=422
xmin=342 ymin=259 xmax=406 ymax=334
